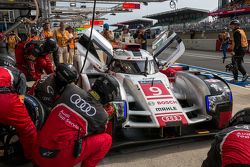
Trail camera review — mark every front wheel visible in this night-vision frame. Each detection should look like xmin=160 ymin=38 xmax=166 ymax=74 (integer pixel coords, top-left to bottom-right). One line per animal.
xmin=24 ymin=95 xmax=47 ymax=130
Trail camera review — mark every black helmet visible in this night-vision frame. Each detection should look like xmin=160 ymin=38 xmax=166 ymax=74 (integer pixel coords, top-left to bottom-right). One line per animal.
xmin=137 ymin=24 xmax=144 ymax=29
xmin=229 ymin=108 xmax=250 ymax=126
xmin=230 ymin=19 xmax=240 ymax=26
xmin=55 ymin=63 xmax=78 ymax=85
xmin=43 ymin=38 xmax=58 ymax=53
xmin=0 ymin=42 xmax=16 ymax=67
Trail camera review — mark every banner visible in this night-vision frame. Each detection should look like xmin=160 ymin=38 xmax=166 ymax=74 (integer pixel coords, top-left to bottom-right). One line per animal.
xmin=209 ymin=7 xmax=250 ymax=16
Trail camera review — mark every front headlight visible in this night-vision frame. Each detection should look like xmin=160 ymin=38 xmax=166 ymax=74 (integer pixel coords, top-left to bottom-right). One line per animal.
xmin=112 ymin=101 xmax=127 ymax=121
xmin=205 ymin=91 xmax=232 ymax=113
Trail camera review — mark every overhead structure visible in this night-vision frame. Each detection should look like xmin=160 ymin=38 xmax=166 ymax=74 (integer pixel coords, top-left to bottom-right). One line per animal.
xmin=209 ymin=0 xmax=250 ymax=17
xmin=0 ymin=0 xmax=36 ymax=10
xmin=111 ymin=19 xmax=154 ymax=30
xmin=49 ymin=0 xmax=166 ymax=2
xmin=144 ymin=7 xmax=209 ymax=26
xmin=0 ymin=0 xmax=171 ymax=29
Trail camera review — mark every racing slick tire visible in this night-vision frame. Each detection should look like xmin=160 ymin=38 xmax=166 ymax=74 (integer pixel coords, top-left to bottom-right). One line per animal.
xmin=24 ymin=94 xmax=46 ymax=130
xmin=0 ymin=95 xmax=46 ymax=165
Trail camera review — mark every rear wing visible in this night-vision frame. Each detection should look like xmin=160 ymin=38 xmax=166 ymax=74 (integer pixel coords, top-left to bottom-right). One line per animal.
xmin=152 ymin=31 xmax=185 ymax=68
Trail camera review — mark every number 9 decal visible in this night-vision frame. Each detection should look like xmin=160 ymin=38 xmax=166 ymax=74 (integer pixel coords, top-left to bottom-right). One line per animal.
xmin=149 ymin=87 xmax=162 ymax=96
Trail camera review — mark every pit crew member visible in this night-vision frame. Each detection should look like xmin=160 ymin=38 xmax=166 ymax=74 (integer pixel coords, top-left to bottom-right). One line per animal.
xmin=31 ymin=63 xmax=112 ymax=167
xmin=202 ymin=108 xmax=250 ymax=167
xmin=29 ymin=63 xmax=78 ymax=109
xmin=23 ymin=38 xmax=59 ymax=80
xmin=229 ymin=19 xmax=249 ymax=82
xmin=0 ymin=42 xmax=37 ymax=160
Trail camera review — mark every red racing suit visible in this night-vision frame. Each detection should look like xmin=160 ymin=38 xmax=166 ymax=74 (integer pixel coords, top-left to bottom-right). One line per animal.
xmin=0 ymin=66 xmax=37 ymax=159
xmin=32 ymin=83 xmax=112 ymax=167
xmin=15 ymin=40 xmax=31 ymax=79
xmin=16 ymin=40 xmax=58 ymax=81
xmin=202 ymin=124 xmax=250 ymax=167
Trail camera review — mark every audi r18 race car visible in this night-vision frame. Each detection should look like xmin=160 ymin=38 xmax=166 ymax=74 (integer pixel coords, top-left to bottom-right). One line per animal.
xmin=75 ymin=29 xmax=233 ymax=142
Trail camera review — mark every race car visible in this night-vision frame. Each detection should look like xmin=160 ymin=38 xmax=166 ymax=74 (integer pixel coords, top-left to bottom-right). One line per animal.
xmin=75 ymin=29 xmax=233 ymax=139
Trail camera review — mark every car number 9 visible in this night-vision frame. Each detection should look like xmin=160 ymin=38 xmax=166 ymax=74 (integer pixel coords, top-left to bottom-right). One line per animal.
xmin=149 ymin=87 xmax=162 ymax=96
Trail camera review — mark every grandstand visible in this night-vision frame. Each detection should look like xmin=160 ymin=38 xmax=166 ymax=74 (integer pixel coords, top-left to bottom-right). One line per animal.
xmin=143 ymin=0 xmax=250 ymax=39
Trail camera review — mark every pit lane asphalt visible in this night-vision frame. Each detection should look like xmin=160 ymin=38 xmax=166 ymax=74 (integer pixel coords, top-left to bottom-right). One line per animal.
xmin=1 ymin=50 xmax=250 ymax=167
xmin=177 ymin=50 xmax=250 ymax=73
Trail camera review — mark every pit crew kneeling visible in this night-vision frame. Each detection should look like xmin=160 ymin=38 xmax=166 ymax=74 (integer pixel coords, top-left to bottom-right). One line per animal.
xmin=31 ymin=63 xmax=112 ymax=167
xmin=17 ymin=38 xmax=59 ymax=81
xmin=202 ymin=108 xmax=250 ymax=167
xmin=0 ymin=43 xmax=37 ymax=160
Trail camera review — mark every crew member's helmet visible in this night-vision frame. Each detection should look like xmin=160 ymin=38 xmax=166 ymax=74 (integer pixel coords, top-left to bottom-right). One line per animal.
xmin=229 ymin=108 xmax=250 ymax=126
xmin=230 ymin=19 xmax=240 ymax=26
xmin=0 ymin=55 xmax=16 ymax=67
xmin=55 ymin=63 xmax=78 ymax=85
xmin=103 ymin=23 xmax=109 ymax=30
xmin=43 ymin=38 xmax=58 ymax=53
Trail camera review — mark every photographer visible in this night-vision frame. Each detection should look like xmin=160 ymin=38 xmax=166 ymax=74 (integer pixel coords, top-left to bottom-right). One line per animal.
xmin=133 ymin=24 xmax=147 ymax=50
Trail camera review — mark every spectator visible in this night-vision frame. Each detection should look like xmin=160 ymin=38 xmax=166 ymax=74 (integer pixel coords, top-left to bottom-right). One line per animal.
xmin=66 ymin=26 xmax=75 ymax=65
xmin=120 ymin=25 xmax=131 ymax=43
xmin=101 ymin=23 xmax=114 ymax=44
xmin=40 ymin=22 xmax=54 ymax=40
xmin=54 ymin=22 xmax=70 ymax=63
xmin=6 ymin=31 xmax=20 ymax=57
xmin=133 ymin=24 xmax=147 ymax=50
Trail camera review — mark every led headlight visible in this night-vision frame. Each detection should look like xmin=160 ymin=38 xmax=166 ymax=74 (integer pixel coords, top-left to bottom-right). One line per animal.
xmin=113 ymin=101 xmax=127 ymax=121
xmin=205 ymin=91 xmax=232 ymax=113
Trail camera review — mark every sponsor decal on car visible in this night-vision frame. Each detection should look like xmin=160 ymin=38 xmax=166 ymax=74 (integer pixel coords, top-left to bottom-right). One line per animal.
xmin=139 ymin=80 xmax=171 ymax=100
xmin=156 ymin=114 xmax=188 ymax=127
xmin=161 ymin=115 xmax=182 ymax=122
xmin=148 ymin=101 xmax=155 ymax=106
xmin=155 ymin=106 xmax=177 ymax=112
xmin=156 ymin=100 xmax=178 ymax=105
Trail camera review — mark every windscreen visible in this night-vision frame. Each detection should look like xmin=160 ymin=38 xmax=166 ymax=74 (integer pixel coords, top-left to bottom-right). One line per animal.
xmin=110 ymin=59 xmax=159 ymax=75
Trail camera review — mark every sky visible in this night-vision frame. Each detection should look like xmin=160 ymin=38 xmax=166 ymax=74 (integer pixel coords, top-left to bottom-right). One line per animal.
xmin=105 ymin=0 xmax=218 ymax=24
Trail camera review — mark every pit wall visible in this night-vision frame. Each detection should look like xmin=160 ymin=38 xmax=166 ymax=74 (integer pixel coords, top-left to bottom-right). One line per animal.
xmin=147 ymin=38 xmax=250 ymax=53
xmin=182 ymin=39 xmax=250 ymax=52
xmin=182 ymin=39 xmax=217 ymax=51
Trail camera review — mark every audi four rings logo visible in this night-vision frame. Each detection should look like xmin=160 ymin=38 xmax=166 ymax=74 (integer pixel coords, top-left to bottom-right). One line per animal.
xmin=70 ymin=94 xmax=96 ymax=116
xmin=161 ymin=115 xmax=182 ymax=122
